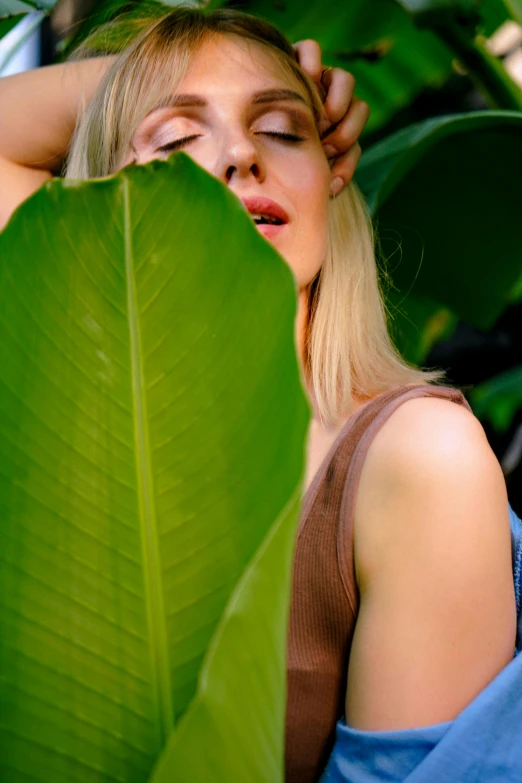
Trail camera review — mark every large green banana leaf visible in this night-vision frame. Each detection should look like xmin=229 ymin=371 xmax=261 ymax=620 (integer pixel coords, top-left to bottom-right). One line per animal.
xmin=356 ymin=110 xmax=522 ymax=361
xmin=0 ymin=153 xmax=310 ymax=781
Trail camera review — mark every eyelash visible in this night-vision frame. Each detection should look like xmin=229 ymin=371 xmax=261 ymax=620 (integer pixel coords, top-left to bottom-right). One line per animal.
xmin=262 ymin=131 xmax=305 ymax=143
xmin=156 ymin=135 xmax=200 ymax=153
xmin=156 ymin=131 xmax=305 ymax=153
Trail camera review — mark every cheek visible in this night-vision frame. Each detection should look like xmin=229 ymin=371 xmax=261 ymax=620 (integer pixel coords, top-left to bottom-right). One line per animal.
xmin=289 ymin=154 xmax=330 ymax=223
xmin=280 ymin=155 xmax=331 ymax=285
xmin=290 ymin=157 xmax=330 ymax=239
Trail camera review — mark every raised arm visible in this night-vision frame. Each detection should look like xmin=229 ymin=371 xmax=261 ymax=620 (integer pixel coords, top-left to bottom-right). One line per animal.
xmin=0 ymin=57 xmax=113 ymax=229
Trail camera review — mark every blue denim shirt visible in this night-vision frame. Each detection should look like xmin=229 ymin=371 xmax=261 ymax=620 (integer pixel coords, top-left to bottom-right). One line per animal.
xmin=321 ymin=504 xmax=522 ymax=783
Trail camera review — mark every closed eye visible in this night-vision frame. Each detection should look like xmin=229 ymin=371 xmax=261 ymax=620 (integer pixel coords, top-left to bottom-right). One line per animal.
xmin=260 ymin=131 xmax=305 ymax=143
xmin=156 ymin=134 xmax=201 ymax=153
xmin=156 ymin=131 xmax=305 ymax=155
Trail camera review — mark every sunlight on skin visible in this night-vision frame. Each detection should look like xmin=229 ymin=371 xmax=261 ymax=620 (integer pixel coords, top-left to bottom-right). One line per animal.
xmin=124 ymin=36 xmax=334 ymax=347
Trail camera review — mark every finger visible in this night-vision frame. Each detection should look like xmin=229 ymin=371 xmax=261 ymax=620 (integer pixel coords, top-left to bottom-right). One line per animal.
xmin=320 ymin=68 xmax=357 ymax=129
xmin=322 ymin=97 xmax=370 ymax=154
xmin=293 ymin=39 xmax=323 ymax=83
xmin=330 ymin=143 xmax=362 ymax=194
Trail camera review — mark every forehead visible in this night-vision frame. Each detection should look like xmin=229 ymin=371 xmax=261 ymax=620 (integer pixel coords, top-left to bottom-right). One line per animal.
xmin=128 ymin=33 xmax=316 ymax=151
xmin=178 ymin=34 xmax=309 ymax=99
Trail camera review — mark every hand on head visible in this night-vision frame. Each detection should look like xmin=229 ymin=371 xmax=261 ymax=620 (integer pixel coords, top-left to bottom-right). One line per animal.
xmin=293 ymin=39 xmax=370 ymax=197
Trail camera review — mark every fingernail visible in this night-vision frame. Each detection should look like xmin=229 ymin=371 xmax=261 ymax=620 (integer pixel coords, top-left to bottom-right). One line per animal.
xmin=331 ymin=177 xmax=344 ymax=196
xmin=323 ymin=143 xmax=338 ymax=158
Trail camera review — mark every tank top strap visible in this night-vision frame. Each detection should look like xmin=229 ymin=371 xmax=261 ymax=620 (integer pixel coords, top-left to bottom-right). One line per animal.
xmin=335 ymin=384 xmax=472 ymax=610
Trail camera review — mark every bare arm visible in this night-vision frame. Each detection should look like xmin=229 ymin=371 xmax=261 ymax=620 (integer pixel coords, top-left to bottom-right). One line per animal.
xmin=347 ymin=397 xmax=516 ymax=730
xmin=0 ymin=57 xmax=114 ymax=228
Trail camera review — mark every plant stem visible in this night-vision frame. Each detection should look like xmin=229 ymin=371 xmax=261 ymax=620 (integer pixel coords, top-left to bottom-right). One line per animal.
xmin=433 ymin=20 xmax=522 ymax=110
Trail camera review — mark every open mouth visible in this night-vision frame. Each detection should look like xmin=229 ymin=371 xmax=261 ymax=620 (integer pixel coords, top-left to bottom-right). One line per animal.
xmin=239 ymin=196 xmax=289 ymax=231
xmin=250 ymin=213 xmax=284 ymax=226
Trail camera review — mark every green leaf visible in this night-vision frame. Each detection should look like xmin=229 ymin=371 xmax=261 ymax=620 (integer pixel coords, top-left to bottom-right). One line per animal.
xmin=479 ymin=0 xmax=513 ymax=37
xmin=0 ymin=0 xmax=55 ymax=17
xmin=150 ymin=487 xmax=301 ymax=783
xmin=395 ymin=0 xmax=479 ymax=26
xmin=0 ymin=153 xmax=309 ymax=781
xmin=384 ymin=288 xmax=458 ymax=364
xmin=357 ymin=111 xmax=522 ymax=342
xmin=503 ymin=0 xmax=522 ymax=23
xmin=470 ymin=365 xmax=522 ymax=431
xmin=0 ymin=12 xmax=23 ymax=37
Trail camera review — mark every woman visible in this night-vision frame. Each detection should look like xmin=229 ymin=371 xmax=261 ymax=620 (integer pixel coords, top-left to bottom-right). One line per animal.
xmin=0 ymin=7 xmax=519 ymax=783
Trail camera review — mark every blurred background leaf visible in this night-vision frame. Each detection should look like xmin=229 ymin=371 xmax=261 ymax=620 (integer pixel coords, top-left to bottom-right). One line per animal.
xmin=0 ymin=14 xmax=24 ymax=36
xmin=504 ymin=0 xmax=522 ymax=24
xmin=356 ymin=110 xmax=522 ymax=357
xmin=471 ymin=364 xmax=522 ymax=431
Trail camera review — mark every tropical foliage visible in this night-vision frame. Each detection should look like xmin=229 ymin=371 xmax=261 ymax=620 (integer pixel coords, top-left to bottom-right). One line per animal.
xmin=1 ymin=1 xmax=522 ymax=780
xmin=356 ymin=109 xmax=522 ymax=363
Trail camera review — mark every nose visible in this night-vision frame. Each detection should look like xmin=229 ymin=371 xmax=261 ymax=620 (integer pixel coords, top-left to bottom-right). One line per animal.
xmin=215 ymin=130 xmax=266 ymax=185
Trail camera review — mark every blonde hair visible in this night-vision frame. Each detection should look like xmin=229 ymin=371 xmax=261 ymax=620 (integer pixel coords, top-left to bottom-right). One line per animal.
xmin=66 ymin=6 xmax=444 ymax=426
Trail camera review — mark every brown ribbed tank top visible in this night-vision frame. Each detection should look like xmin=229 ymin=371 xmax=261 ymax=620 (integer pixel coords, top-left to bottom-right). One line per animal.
xmin=285 ymin=383 xmax=472 ymax=783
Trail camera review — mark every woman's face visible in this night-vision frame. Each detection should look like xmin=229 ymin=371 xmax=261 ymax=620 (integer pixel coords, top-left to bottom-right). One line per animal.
xmin=125 ymin=35 xmax=333 ymax=288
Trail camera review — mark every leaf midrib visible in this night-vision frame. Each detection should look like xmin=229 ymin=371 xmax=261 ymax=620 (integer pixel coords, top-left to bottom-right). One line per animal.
xmin=123 ymin=178 xmax=173 ymax=747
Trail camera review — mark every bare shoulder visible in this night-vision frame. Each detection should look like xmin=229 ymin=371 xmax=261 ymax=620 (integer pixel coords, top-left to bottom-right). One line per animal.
xmin=354 ymin=392 xmax=510 ymax=583
xmin=347 ymin=392 xmax=516 ymax=730
xmin=365 ymin=393 xmax=495 ymax=480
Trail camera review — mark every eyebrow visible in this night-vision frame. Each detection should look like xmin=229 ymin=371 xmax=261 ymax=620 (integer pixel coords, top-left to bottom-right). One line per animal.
xmin=254 ymin=89 xmax=309 ymax=106
xmin=164 ymin=88 xmax=309 ymax=108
